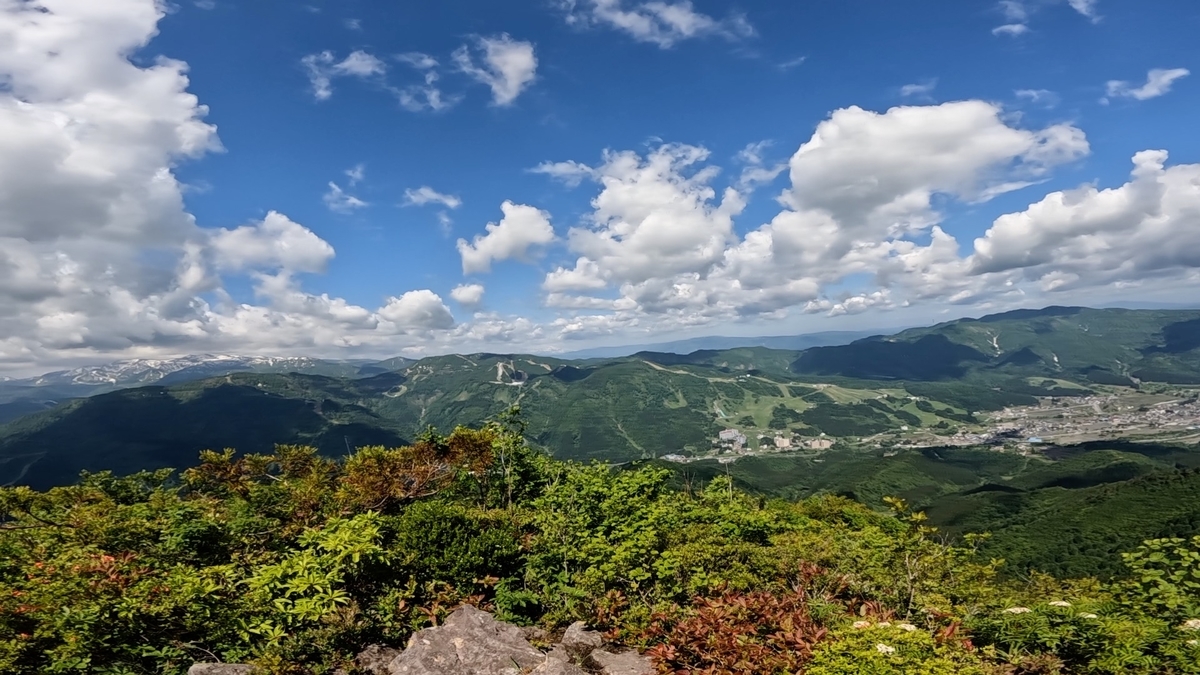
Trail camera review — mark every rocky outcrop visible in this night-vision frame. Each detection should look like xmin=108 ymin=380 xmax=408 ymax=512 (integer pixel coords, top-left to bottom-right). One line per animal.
xmin=354 ymin=644 xmax=403 ymax=675
xmin=388 ymin=605 xmax=547 ymax=675
xmin=589 ymin=648 xmax=655 ymax=675
xmin=187 ymin=606 xmax=653 ymax=675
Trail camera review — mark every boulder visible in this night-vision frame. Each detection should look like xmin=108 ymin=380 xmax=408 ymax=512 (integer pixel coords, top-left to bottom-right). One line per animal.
xmin=355 ymin=644 xmax=403 ymax=675
xmin=530 ymin=650 xmax=589 ymax=675
xmin=389 ymin=605 xmax=547 ymax=675
xmin=560 ymin=621 xmax=603 ymax=656
xmin=187 ymin=665 xmax=255 ymax=675
xmin=589 ymin=649 xmax=654 ymax=675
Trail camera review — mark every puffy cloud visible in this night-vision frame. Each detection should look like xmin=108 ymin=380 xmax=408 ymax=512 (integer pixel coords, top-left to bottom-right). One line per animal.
xmin=558 ymin=0 xmax=754 ymax=48
xmin=781 ymin=101 xmax=1087 ymax=244
xmin=545 ymin=144 xmax=745 ymax=288
xmin=544 ymin=258 xmax=608 ymax=292
xmin=805 ymin=290 xmax=895 ymax=317
xmin=1106 ymin=68 xmax=1189 ymax=101
xmin=534 ymin=102 xmax=1093 ymax=328
xmin=452 ymin=34 xmax=537 ymax=106
xmin=0 ymin=1 xmax=470 ymax=373
xmin=403 ymin=186 xmax=462 ymax=209
xmin=969 ymin=150 xmax=1200 ymax=287
xmin=301 ymin=50 xmax=386 ymax=100
xmin=210 ymin=212 xmax=335 ymax=274
xmin=378 ymin=290 xmax=456 ymax=332
xmin=457 ymin=202 xmax=555 ymax=274
xmin=450 ymin=283 xmax=485 ymax=308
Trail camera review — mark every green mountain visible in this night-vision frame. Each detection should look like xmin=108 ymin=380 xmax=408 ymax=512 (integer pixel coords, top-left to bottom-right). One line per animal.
xmin=0 ymin=349 xmax=995 ymax=489
xmin=4 ymin=306 xmax=1200 ymax=492
xmin=0 ymin=355 xmax=402 ymax=424
xmin=793 ymin=306 xmax=1200 ymax=384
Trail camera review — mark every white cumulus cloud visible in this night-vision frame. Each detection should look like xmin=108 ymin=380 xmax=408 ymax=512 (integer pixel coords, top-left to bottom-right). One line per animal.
xmin=378 ymin=290 xmax=456 ymax=332
xmin=210 ymin=212 xmax=335 ymax=274
xmin=450 ymin=283 xmax=486 ymax=308
xmin=457 ymin=201 xmax=556 ymax=274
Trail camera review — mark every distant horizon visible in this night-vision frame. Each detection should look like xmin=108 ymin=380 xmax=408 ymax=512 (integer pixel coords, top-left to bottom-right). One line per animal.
xmin=5 ymin=301 xmax=1200 ymax=379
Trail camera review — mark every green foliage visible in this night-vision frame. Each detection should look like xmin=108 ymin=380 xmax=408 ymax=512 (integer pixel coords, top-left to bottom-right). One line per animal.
xmin=806 ymin=623 xmax=988 ymax=675
xmin=1 ymin=417 xmax=1199 ymax=674
xmin=768 ymin=404 xmax=803 ymax=430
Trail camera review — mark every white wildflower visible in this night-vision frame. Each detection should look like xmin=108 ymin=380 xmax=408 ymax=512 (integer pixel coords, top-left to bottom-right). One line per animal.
xmin=1004 ymin=607 xmax=1032 ymax=614
xmin=1079 ymin=613 xmax=1099 ymax=619
xmin=897 ymin=623 xmax=918 ymax=632
xmin=877 ymin=621 xmax=891 ymax=628
xmin=1182 ymin=619 xmax=1200 ymax=631
xmin=875 ymin=643 xmax=896 ymax=655
xmin=852 ymin=620 xmax=872 ymax=629
xmin=1049 ymin=601 xmax=1072 ymax=607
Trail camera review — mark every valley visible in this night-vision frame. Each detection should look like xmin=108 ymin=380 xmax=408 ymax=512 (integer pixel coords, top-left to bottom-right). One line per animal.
xmin=1 ymin=305 xmax=1199 ymax=575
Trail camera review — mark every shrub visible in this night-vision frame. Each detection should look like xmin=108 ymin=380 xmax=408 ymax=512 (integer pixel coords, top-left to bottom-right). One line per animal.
xmin=807 ymin=622 xmax=988 ymax=675
xmin=642 ymin=590 xmax=826 ymax=675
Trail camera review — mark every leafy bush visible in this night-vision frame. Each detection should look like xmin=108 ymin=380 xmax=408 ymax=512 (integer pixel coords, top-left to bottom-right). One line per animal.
xmin=642 ymin=590 xmax=825 ymax=674
xmin=807 ymin=622 xmax=988 ymax=675
xmin=1 ymin=413 xmax=1199 ymax=674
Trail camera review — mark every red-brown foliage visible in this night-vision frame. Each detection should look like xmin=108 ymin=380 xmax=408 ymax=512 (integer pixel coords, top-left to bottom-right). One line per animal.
xmin=641 ymin=589 xmax=828 ymax=675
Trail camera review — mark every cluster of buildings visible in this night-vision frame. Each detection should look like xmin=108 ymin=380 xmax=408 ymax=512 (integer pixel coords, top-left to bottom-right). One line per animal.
xmin=985 ymin=394 xmax=1200 ymax=444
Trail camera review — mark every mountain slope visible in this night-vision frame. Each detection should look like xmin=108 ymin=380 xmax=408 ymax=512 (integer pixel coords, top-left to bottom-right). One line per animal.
xmin=0 ymin=351 xmax=991 ymax=488
xmin=0 ymin=377 xmax=409 ymax=489
xmin=0 ymin=356 xmax=400 ymax=424
xmin=793 ymin=306 xmax=1200 ymax=384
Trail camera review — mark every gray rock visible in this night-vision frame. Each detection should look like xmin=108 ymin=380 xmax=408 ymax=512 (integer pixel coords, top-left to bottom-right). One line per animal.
xmin=589 ymin=649 xmax=654 ymax=675
xmin=187 ymin=665 xmax=254 ymax=675
xmin=530 ymin=650 xmax=589 ymax=675
xmin=522 ymin=626 xmax=551 ymax=644
xmin=560 ymin=621 xmax=604 ymax=655
xmin=355 ymin=644 xmax=403 ymax=674
xmin=389 ymin=605 xmax=547 ymax=675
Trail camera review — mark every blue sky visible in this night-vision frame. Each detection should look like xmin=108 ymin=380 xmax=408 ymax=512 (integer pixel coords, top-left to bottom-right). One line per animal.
xmin=0 ymin=0 xmax=1197 ymax=372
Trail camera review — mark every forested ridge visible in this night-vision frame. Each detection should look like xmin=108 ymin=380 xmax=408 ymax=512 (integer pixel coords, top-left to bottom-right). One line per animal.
xmin=1 ymin=413 xmax=1199 ymax=674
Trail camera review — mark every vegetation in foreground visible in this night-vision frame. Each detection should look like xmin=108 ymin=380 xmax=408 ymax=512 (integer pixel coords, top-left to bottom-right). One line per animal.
xmin=1 ymin=413 xmax=1199 ymax=674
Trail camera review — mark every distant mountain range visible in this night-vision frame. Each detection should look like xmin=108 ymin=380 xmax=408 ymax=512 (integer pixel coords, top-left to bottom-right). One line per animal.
xmin=0 ymin=355 xmax=411 ymax=424
xmin=793 ymin=306 xmax=1200 ymax=384
xmin=557 ymin=329 xmax=881 ymax=359
xmin=0 ymin=329 xmax=881 ymax=424
xmin=3 ymin=306 xmax=1200 ymax=490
